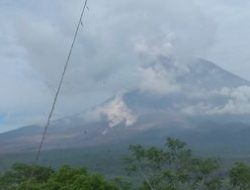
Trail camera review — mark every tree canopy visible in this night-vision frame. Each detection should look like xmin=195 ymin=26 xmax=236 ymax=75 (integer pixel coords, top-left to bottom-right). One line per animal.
xmin=1 ymin=137 xmax=250 ymax=190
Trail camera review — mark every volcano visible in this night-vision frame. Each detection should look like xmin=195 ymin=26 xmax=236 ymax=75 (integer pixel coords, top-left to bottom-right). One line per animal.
xmin=1 ymin=58 xmax=250 ymax=154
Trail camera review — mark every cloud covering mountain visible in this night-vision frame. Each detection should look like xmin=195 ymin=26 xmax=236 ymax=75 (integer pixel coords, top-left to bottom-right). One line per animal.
xmin=1 ymin=0 xmax=250 ymax=132
xmin=2 ymin=58 xmax=250 ymax=153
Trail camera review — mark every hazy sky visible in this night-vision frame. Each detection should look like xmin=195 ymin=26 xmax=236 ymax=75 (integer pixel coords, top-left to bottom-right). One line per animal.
xmin=0 ymin=0 xmax=250 ymax=132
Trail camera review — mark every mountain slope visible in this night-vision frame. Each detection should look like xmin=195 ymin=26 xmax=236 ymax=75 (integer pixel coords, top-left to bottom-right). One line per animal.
xmin=1 ymin=58 xmax=250 ymax=154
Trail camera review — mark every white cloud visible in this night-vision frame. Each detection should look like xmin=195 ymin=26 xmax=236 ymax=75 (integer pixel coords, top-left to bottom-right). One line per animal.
xmin=134 ymin=35 xmax=190 ymax=96
xmin=138 ymin=64 xmax=180 ymax=96
xmin=212 ymin=86 xmax=250 ymax=115
xmin=182 ymin=86 xmax=250 ymax=115
xmin=134 ymin=33 xmax=175 ymax=60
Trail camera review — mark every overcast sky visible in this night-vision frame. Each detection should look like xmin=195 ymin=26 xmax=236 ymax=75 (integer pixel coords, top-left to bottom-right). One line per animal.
xmin=0 ymin=0 xmax=250 ymax=132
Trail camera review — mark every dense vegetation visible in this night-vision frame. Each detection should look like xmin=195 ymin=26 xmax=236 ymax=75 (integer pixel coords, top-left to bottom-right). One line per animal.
xmin=1 ymin=137 xmax=250 ymax=189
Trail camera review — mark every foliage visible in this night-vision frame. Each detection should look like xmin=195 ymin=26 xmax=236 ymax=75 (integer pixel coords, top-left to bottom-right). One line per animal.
xmin=0 ymin=164 xmax=120 ymax=190
xmin=229 ymin=162 xmax=250 ymax=190
xmin=1 ymin=137 xmax=250 ymax=190
xmin=125 ymin=137 xmax=222 ymax=190
xmin=0 ymin=163 xmax=54 ymax=190
xmin=112 ymin=177 xmax=132 ymax=190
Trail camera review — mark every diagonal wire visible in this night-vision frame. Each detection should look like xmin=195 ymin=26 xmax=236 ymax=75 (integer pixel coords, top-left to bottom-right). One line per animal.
xmin=34 ymin=0 xmax=89 ymax=165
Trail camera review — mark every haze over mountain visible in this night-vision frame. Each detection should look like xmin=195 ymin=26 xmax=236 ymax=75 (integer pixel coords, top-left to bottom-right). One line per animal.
xmin=2 ymin=1 xmax=250 ymax=162
xmin=1 ymin=58 xmax=250 ymax=154
xmin=2 ymin=0 xmax=250 ymax=134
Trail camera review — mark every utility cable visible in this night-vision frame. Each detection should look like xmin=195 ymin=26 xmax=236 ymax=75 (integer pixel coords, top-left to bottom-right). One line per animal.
xmin=34 ymin=0 xmax=89 ymax=165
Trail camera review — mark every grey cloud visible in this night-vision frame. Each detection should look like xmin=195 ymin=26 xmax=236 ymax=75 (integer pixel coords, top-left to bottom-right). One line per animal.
xmin=195 ymin=0 xmax=250 ymax=80
xmin=13 ymin=0 xmax=216 ymax=93
xmin=1 ymin=0 xmax=239 ymax=132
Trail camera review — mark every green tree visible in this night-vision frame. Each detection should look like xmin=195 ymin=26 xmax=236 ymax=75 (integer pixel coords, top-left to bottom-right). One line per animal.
xmin=230 ymin=162 xmax=250 ymax=190
xmin=43 ymin=165 xmax=120 ymax=190
xmin=112 ymin=177 xmax=132 ymax=190
xmin=0 ymin=164 xmax=122 ymax=190
xmin=0 ymin=163 xmax=53 ymax=190
xmin=125 ymin=137 xmax=222 ymax=190
xmin=189 ymin=158 xmax=222 ymax=190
